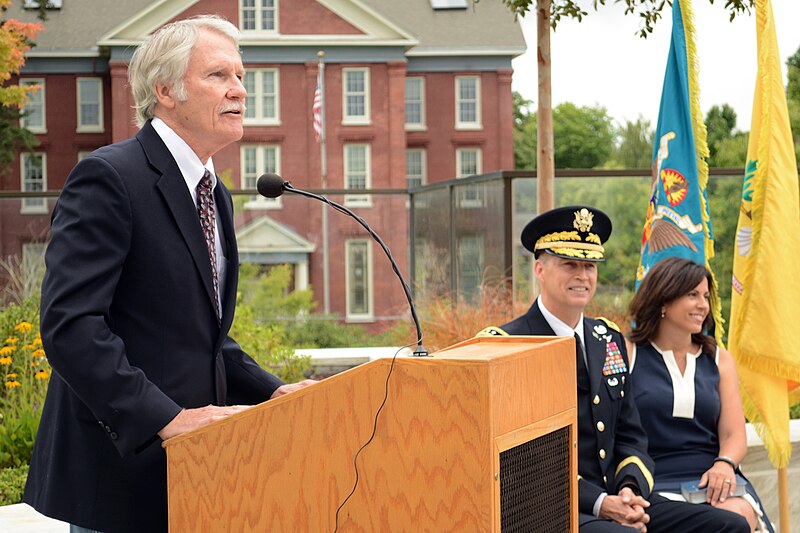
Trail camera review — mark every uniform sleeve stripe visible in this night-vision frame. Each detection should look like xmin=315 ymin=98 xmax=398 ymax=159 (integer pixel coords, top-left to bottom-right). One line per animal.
xmin=615 ymin=456 xmax=654 ymax=492
xmin=476 ymin=326 xmax=509 ymax=337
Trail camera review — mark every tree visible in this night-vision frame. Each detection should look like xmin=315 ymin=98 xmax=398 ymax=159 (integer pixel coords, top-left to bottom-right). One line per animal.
xmin=0 ymin=0 xmax=45 ymax=171
xmin=553 ymin=102 xmax=614 ymax=168
xmin=705 ymin=104 xmax=748 ymax=167
xmin=787 ymin=45 xmax=800 ymax=160
xmin=491 ymin=0 xmax=754 ymax=210
xmin=513 ymin=91 xmax=537 ymax=169
xmin=607 ymin=116 xmax=654 ymax=169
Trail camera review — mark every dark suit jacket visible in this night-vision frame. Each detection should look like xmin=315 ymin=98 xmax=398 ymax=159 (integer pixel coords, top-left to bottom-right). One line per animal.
xmin=24 ymin=121 xmax=284 ymax=532
xmin=499 ymin=299 xmax=654 ymax=518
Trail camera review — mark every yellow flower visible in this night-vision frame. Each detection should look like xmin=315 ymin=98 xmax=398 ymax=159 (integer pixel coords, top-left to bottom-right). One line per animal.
xmin=24 ymin=343 xmax=36 ymax=351
xmin=33 ymin=336 xmax=42 ymax=347
xmin=5 ymin=337 xmax=18 ymax=345
xmin=31 ymin=361 xmax=38 ymax=367
xmin=32 ymin=348 xmax=46 ymax=358
xmin=0 ymin=356 xmax=12 ymax=366
xmin=6 ymin=373 xmax=17 ymax=379
xmin=5 ymin=380 xmax=21 ymax=389
xmin=35 ymin=369 xmax=49 ymax=380
xmin=15 ymin=322 xmax=33 ymax=334
xmin=0 ymin=346 xmax=13 ymax=356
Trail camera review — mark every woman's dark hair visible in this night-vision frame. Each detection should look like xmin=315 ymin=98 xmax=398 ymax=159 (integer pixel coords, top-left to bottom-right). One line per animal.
xmin=629 ymin=256 xmax=716 ymax=354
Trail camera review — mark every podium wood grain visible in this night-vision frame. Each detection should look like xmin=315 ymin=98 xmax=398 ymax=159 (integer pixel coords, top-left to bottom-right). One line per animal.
xmin=164 ymin=336 xmax=577 ymax=532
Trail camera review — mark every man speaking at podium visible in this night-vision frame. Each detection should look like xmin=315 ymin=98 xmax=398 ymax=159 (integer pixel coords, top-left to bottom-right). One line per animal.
xmin=24 ymin=16 xmax=314 ymax=533
xmin=480 ymin=206 xmax=747 ymax=532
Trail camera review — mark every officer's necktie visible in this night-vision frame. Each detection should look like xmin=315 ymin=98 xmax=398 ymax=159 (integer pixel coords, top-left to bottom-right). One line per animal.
xmin=575 ymin=332 xmax=589 ymax=389
xmin=196 ymin=170 xmax=221 ymax=323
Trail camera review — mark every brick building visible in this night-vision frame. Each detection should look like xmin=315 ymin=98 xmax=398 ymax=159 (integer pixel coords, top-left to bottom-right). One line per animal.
xmin=3 ymin=0 xmax=524 ymax=326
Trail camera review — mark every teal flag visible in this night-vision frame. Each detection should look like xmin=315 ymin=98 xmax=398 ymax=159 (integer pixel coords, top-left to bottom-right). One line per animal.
xmin=636 ymin=0 xmax=724 ymax=337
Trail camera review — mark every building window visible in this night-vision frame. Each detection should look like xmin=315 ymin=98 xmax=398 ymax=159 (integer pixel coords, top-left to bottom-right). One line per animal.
xmin=406 ymin=149 xmax=426 ymax=189
xmin=455 ymin=76 xmax=481 ymax=130
xmin=240 ymin=0 xmax=277 ymax=32
xmin=76 ymin=77 xmax=103 ymax=132
xmin=20 ymin=78 xmax=45 ymax=133
xmin=20 ymin=153 xmax=47 ymax=214
xmin=342 ymin=68 xmax=370 ymax=125
xmin=346 ymin=239 xmax=373 ymax=320
xmin=77 ymin=151 xmax=91 ymax=161
xmin=456 ymin=147 xmax=483 ymax=208
xmin=243 ymin=69 xmax=279 ymax=125
xmin=344 ymin=144 xmax=371 ymax=207
xmin=405 ymin=77 xmax=425 ymax=130
xmin=458 ymin=234 xmax=484 ymax=301
xmin=241 ymin=144 xmax=281 ymax=209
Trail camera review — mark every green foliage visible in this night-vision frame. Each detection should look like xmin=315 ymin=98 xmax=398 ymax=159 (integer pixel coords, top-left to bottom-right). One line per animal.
xmin=284 ymin=318 xmax=372 ymax=349
xmin=238 ymin=264 xmax=315 ymax=320
xmin=513 ymin=91 xmax=537 ymax=170
xmin=706 ymin=104 xmax=748 ymax=167
xmin=553 ymin=102 xmax=615 ymax=169
xmin=0 ymin=294 xmax=49 ymax=469
xmin=787 ymin=45 xmax=800 ymax=161
xmin=0 ymin=106 xmax=38 ymax=173
xmin=495 ymin=0 xmax=753 ymax=38
xmin=607 ymin=116 xmax=654 ymax=169
xmin=0 ymin=464 xmax=28 ymax=505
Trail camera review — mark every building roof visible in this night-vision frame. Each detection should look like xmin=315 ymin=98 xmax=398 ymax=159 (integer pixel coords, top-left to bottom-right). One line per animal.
xmin=6 ymin=0 xmax=524 ymax=58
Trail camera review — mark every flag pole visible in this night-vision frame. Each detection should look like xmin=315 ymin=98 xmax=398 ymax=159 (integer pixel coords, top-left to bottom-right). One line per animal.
xmin=778 ymin=466 xmax=789 ymax=532
xmin=317 ymin=51 xmax=330 ymax=315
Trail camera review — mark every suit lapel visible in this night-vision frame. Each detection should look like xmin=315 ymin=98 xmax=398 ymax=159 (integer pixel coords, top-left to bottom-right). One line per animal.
xmin=524 ymin=301 xmax=556 ymax=336
xmin=214 ymin=182 xmax=237 ymax=334
xmin=137 ymin=123 xmax=219 ymax=320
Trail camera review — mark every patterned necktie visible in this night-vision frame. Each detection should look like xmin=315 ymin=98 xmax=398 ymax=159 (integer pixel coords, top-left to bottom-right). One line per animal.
xmin=196 ymin=170 xmax=221 ymax=322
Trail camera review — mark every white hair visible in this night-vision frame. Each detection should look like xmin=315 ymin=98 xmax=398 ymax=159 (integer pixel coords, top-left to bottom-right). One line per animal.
xmin=128 ymin=15 xmax=240 ymax=127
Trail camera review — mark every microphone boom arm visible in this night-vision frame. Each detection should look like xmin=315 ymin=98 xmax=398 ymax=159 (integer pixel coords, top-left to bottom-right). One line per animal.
xmin=283 ymin=182 xmax=429 ymax=357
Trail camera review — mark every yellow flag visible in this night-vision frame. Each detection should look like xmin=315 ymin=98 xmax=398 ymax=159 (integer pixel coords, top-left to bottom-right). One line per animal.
xmin=729 ymin=0 xmax=800 ymax=468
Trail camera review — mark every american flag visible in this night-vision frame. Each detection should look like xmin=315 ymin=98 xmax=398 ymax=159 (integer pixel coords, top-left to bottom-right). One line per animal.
xmin=312 ymin=75 xmax=323 ymax=143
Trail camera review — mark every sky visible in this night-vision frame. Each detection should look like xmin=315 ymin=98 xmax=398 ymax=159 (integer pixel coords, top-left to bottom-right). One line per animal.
xmin=511 ymin=1 xmax=800 ymax=132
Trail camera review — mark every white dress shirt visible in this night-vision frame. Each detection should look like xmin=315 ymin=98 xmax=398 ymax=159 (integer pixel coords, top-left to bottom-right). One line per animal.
xmin=151 ymin=118 xmax=227 ymax=313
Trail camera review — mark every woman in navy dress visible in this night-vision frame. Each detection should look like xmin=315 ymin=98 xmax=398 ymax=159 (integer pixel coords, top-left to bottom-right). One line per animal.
xmin=627 ymin=257 xmax=771 ymax=532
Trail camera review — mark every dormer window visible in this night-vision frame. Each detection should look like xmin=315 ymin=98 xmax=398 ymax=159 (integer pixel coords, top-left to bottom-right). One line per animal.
xmin=240 ymin=0 xmax=277 ymax=32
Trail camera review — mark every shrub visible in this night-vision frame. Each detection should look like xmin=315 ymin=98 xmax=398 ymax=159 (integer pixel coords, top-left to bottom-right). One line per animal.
xmin=0 ymin=464 xmax=28 ymax=505
xmin=0 ymin=296 xmax=49 ymax=469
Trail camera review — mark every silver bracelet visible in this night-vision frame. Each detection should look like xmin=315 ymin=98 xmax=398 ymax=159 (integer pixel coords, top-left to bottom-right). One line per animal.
xmin=713 ymin=455 xmax=738 ymax=470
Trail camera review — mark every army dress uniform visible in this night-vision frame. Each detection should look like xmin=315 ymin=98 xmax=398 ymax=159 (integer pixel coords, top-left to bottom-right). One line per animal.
xmin=479 ymin=206 xmax=749 ymax=532
xmin=484 ymin=302 xmax=652 ymax=523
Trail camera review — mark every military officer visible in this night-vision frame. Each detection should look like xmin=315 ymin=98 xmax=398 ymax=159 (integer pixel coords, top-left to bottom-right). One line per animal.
xmin=480 ymin=206 xmax=748 ymax=533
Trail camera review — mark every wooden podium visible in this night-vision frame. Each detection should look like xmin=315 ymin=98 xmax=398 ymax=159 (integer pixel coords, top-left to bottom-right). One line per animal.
xmin=164 ymin=336 xmax=578 ymax=532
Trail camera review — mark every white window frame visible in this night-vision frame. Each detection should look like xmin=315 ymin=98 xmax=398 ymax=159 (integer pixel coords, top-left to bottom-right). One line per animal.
xmin=455 ymin=76 xmax=482 ymax=130
xmin=243 ymin=68 xmax=280 ymax=125
xmin=76 ymin=77 xmax=104 ymax=133
xmin=406 ymin=148 xmax=426 ymax=189
xmin=240 ymin=144 xmax=281 ymax=209
xmin=344 ymin=144 xmax=371 ymax=207
xmin=456 ymin=147 xmax=483 ymax=208
xmin=404 ymin=77 xmax=425 ymax=130
xmin=19 ymin=78 xmax=45 ymax=133
xmin=345 ymin=239 xmax=374 ymax=321
xmin=77 ymin=151 xmax=91 ymax=162
xmin=239 ymin=0 xmax=278 ymax=33
xmin=20 ymin=152 xmax=47 ymax=215
xmin=342 ymin=67 xmax=370 ymax=125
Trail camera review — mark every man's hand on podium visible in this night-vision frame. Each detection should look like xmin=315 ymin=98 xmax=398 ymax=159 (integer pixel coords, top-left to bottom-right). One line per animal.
xmin=270 ymin=379 xmax=318 ymax=399
xmin=158 ymin=404 xmax=252 ymax=441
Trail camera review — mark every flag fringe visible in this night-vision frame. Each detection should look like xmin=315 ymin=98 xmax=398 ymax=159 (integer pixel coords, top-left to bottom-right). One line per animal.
xmin=737 ymin=352 xmax=800 ymax=383
xmin=741 ymin=389 xmax=793 ymax=468
xmin=680 ymin=0 xmax=725 ymax=344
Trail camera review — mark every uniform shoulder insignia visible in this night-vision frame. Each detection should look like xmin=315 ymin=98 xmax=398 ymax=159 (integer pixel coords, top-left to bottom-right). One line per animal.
xmin=476 ymin=326 xmax=509 ymax=337
xmin=597 ymin=317 xmax=621 ymax=333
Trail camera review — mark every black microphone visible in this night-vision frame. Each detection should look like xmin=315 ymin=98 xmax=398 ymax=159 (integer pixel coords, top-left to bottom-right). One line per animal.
xmin=256 ymin=173 xmax=286 ymax=199
xmin=256 ymin=173 xmax=428 ymax=357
